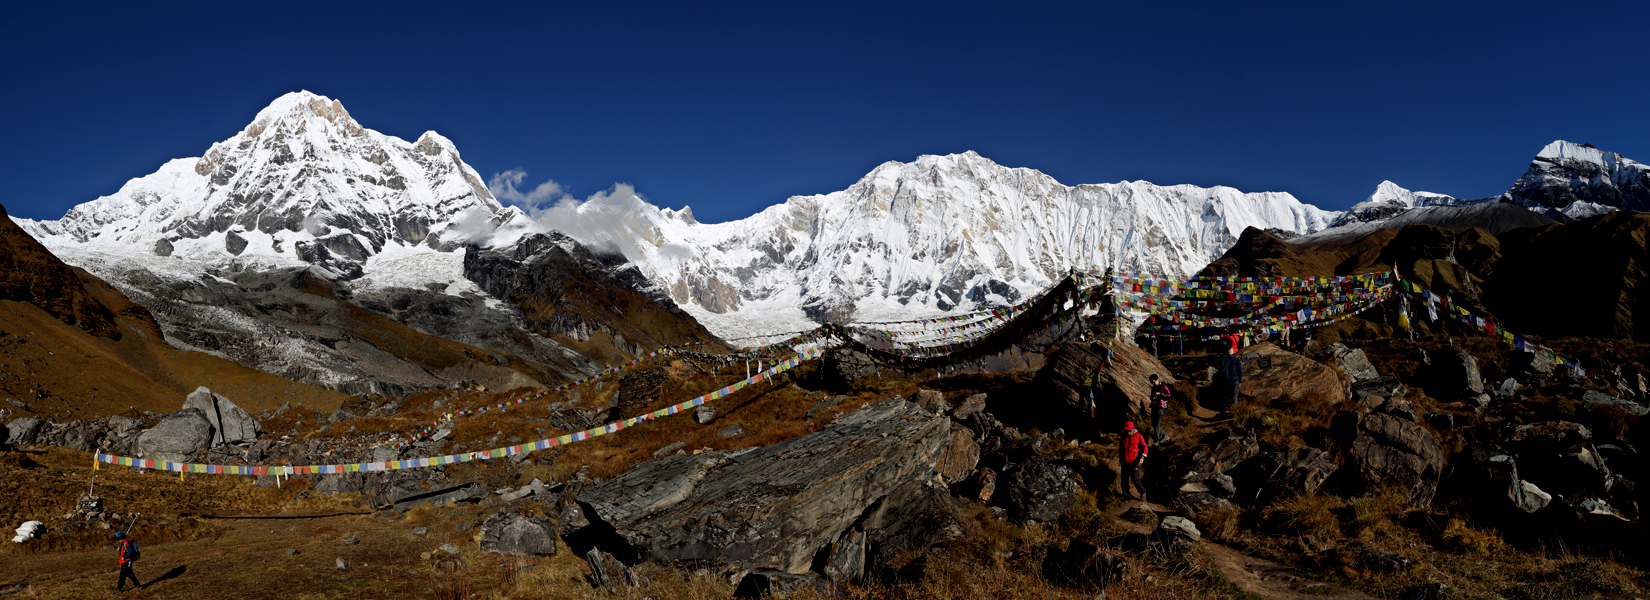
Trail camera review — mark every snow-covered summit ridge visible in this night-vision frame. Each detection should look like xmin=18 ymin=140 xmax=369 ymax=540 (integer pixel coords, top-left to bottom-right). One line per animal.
xmin=1508 ymin=140 xmax=1650 ymax=212
xmin=1327 ymin=180 xmax=1460 ymax=227
xmin=541 ymin=150 xmax=1342 ymax=333
xmin=13 ymin=91 xmax=528 ymax=279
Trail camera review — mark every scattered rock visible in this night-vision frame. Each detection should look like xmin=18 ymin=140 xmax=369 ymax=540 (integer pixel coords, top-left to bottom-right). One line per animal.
xmin=1374 ymin=397 xmax=1419 ymax=422
xmin=136 ymin=408 xmax=214 ymax=463
xmin=651 ymin=440 xmax=687 ymax=458
xmin=412 ymin=527 xmax=429 ymax=536
xmin=390 ymin=483 xmax=488 ymax=511
xmin=335 ymin=557 xmax=347 ymax=570
xmin=340 ymin=535 xmax=360 ymax=546
xmin=479 ymin=508 xmax=558 ymax=557
xmin=1581 ymin=390 xmax=1649 ymax=417
xmin=1174 ymin=493 xmax=1233 ymax=515
xmin=584 ymin=547 xmax=645 ymax=593
xmin=693 ymin=406 xmax=717 ymax=424
xmin=1003 ymin=456 xmax=1081 ymax=522
xmin=549 ymin=408 xmax=599 ymax=432
xmin=957 ymin=467 xmax=998 ymax=502
xmin=716 ymin=423 xmax=745 ymax=438
xmin=806 ymin=395 xmax=846 ymax=418
xmin=284 ymin=549 xmax=299 ymax=556
xmin=1240 ymin=446 xmax=1338 ymax=504
xmin=911 ymin=389 xmax=950 ymax=415
xmin=440 ymin=543 xmax=461 ymax=555
xmin=1177 ymin=471 xmax=1236 ymax=499
xmin=951 ymin=394 xmax=988 ymax=420
xmin=1182 ymin=428 xmax=1260 ymax=474
xmin=1153 ymin=516 xmax=1201 ymax=554
xmin=1318 ymin=343 xmax=1379 ymax=382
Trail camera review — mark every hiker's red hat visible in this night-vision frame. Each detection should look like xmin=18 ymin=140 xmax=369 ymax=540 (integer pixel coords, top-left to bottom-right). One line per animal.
xmin=1124 ymin=421 xmax=1135 ymax=430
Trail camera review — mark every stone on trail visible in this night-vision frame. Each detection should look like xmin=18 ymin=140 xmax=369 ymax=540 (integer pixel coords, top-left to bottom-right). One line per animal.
xmin=1153 ymin=515 xmax=1202 ymax=554
xmin=136 ymin=408 xmax=214 ymax=463
xmin=570 ymin=397 xmax=951 ymax=574
xmin=479 ymin=508 xmax=558 ymax=557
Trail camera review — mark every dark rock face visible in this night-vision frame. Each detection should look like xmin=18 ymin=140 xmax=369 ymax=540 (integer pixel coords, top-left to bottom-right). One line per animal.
xmin=181 ymin=387 xmax=258 ymax=447
xmin=549 ymin=408 xmax=599 ymax=432
xmin=570 ymin=398 xmax=950 ymax=574
xmin=822 ymin=529 xmax=866 ymax=583
xmin=1036 ymin=341 xmax=1173 ymax=430
xmin=1002 ymin=455 xmax=1081 ymax=522
xmin=1153 ymin=516 xmax=1202 ymax=554
xmin=1428 ymin=347 xmax=1486 ymax=401
xmin=1248 ymin=446 xmax=1338 ymax=504
xmin=820 ymin=347 xmax=879 ymax=390
xmin=1505 ymin=421 xmax=1614 ymax=496
xmin=852 ymin=480 xmax=969 ymax=574
xmin=1506 ymin=142 xmax=1650 ymax=212
xmin=1581 ymin=390 xmax=1649 ymax=417
xmin=137 ymin=408 xmax=215 ymax=463
xmin=0 ymin=202 xmax=127 ymax=339
xmin=733 ymin=569 xmax=830 ymax=599
xmin=1352 ymin=375 xmax=1408 ymax=401
xmin=613 ymin=368 xmax=668 ymax=423
xmin=224 ymin=230 xmax=248 ymax=255
xmin=1183 ymin=428 xmax=1260 ymax=474
xmin=585 ymin=548 xmax=645 ymax=593
xmin=1333 ymin=411 xmax=1446 ymax=506
xmin=479 ymin=509 xmax=558 ymax=557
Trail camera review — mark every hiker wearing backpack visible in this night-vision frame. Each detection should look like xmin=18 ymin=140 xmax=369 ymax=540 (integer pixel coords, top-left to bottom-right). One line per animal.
xmin=114 ymin=531 xmax=141 ymax=592
xmin=1215 ymin=340 xmax=1244 ymax=414
xmin=1119 ymin=421 xmax=1149 ymax=502
xmin=1148 ymin=373 xmax=1172 ymax=442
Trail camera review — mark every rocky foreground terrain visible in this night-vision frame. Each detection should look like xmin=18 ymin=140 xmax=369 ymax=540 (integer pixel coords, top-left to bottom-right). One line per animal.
xmin=4 ymin=319 xmax=1648 ymax=599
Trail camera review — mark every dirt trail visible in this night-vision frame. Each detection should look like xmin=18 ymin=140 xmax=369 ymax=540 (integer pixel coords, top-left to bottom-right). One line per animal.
xmin=1107 ymin=502 xmax=1377 ymax=600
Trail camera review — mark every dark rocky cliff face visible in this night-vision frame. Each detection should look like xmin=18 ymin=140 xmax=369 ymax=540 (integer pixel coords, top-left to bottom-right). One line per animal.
xmin=0 ymin=203 xmax=137 ymax=340
xmin=463 ymin=232 xmax=726 ymax=360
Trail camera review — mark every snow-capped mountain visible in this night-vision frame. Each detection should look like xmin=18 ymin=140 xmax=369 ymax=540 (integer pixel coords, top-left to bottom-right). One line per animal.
xmin=1505 ymin=140 xmax=1650 ymax=214
xmin=1327 ymin=180 xmax=1459 ymax=227
xmin=9 ymin=91 xmax=715 ymax=395
xmin=543 ymin=151 xmax=1341 ymax=336
xmin=13 ymin=91 xmax=538 ymax=278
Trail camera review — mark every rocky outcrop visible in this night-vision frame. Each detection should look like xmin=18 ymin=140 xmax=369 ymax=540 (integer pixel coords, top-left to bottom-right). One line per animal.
xmin=569 ymin=397 xmax=951 ymax=574
xmin=1332 ymin=411 xmax=1446 ymax=506
xmin=1036 ymin=341 xmax=1173 ymax=429
xmin=1002 ymin=456 xmax=1082 ymax=522
xmin=936 ymin=424 xmax=981 ymax=485
xmin=1318 ymin=342 xmax=1379 ymax=382
xmin=136 ymin=408 xmax=215 ymax=463
xmin=1239 ymin=343 xmax=1347 ymax=407
xmin=851 ymin=480 xmax=969 ymax=575
xmin=1427 ymin=347 xmax=1486 ymax=401
xmin=6 ymin=417 xmax=44 ymax=445
xmin=182 ymin=387 xmax=258 ymax=447
xmin=820 ymin=347 xmax=879 ymax=390
xmin=479 ymin=509 xmax=558 ymax=557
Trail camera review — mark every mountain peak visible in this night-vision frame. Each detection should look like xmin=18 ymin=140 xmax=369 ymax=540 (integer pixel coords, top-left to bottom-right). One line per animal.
xmin=1536 ymin=140 xmax=1607 ymax=163
xmin=249 ymin=90 xmax=357 ymax=130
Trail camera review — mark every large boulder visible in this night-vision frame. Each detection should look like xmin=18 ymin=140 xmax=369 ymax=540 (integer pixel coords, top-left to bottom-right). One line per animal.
xmin=1036 ymin=341 xmax=1173 ymax=428
xmin=6 ymin=417 xmax=44 ymax=445
xmin=1318 ymin=343 xmax=1379 ymax=382
xmin=570 ymin=398 xmax=950 ymax=574
xmin=820 ymin=347 xmax=880 ymax=390
xmin=1332 ymin=411 xmax=1446 ymax=506
xmin=1002 ymin=455 xmax=1082 ymax=522
xmin=1182 ymin=428 xmax=1260 ymax=474
xmin=1239 ymin=343 xmax=1348 ymax=408
xmin=852 ymin=480 xmax=969 ymax=574
xmin=1581 ymin=390 xmax=1649 ymax=418
xmin=911 ymin=389 xmax=950 ymax=415
xmin=1505 ymin=422 xmax=1613 ymax=496
xmin=1352 ymin=375 xmax=1408 ymax=401
xmin=136 ymin=408 xmax=215 ymax=463
xmin=181 ymin=387 xmax=258 ymax=446
xmin=1427 ymin=347 xmax=1486 ymax=401
xmin=549 ymin=408 xmax=599 ymax=432
xmin=479 ymin=509 xmax=558 ymax=557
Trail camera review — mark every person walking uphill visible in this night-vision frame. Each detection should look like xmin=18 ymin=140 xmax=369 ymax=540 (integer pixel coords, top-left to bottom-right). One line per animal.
xmin=1148 ymin=374 xmax=1172 ymax=442
xmin=1216 ymin=342 xmax=1244 ymax=414
xmin=113 ymin=531 xmax=141 ymax=592
xmin=1119 ymin=421 xmax=1149 ymax=502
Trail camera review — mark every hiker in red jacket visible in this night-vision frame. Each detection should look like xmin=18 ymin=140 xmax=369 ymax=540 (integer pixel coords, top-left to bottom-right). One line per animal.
xmin=114 ymin=531 xmax=141 ymax=592
xmin=1120 ymin=421 xmax=1149 ymax=502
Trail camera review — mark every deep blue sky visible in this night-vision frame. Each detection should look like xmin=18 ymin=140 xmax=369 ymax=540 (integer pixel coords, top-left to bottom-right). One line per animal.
xmin=4 ymin=1 xmax=1647 ymax=224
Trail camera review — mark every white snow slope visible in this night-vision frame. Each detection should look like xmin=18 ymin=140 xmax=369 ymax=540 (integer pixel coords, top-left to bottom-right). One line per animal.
xmin=541 ymin=151 xmax=1341 ymax=335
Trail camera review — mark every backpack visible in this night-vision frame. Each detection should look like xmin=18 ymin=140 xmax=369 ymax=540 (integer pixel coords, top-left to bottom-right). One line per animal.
xmin=124 ymin=540 xmax=141 ymax=561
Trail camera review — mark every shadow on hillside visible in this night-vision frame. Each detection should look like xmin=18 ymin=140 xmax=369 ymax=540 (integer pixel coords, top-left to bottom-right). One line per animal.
xmin=141 ymin=565 xmax=186 ymax=589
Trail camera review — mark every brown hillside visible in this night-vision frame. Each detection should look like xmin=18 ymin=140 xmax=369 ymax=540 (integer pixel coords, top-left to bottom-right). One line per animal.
xmin=0 ymin=203 xmax=348 ymax=418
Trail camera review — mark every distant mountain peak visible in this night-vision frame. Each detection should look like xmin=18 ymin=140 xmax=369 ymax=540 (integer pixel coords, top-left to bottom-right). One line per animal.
xmin=1511 ymin=140 xmax=1650 ymax=212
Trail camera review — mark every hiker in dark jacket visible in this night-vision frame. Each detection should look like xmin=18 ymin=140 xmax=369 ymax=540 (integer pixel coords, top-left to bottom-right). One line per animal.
xmin=1148 ymin=374 xmax=1172 ymax=442
xmin=1216 ymin=342 xmax=1243 ymax=413
xmin=114 ymin=531 xmax=141 ymax=592
xmin=1119 ymin=421 xmax=1149 ymax=502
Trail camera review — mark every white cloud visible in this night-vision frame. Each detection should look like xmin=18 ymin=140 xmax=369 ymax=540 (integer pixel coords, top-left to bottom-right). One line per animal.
xmin=488 ymin=169 xmax=571 ymax=211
